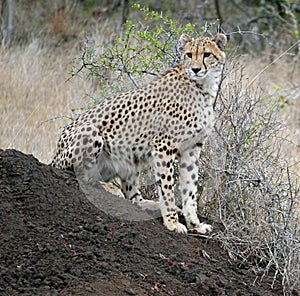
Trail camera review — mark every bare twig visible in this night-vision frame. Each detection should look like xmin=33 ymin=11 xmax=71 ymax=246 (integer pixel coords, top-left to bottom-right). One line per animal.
xmin=245 ymin=40 xmax=300 ymax=90
xmin=39 ymin=115 xmax=74 ymax=126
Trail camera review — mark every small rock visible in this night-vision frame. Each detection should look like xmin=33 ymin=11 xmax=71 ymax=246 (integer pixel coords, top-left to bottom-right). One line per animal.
xmin=124 ymin=287 xmax=136 ymax=295
xmin=196 ymin=273 xmax=209 ymax=284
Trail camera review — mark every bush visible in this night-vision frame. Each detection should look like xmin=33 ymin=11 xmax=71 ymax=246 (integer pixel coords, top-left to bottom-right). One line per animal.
xmin=201 ymin=60 xmax=300 ymax=293
xmin=70 ymin=4 xmax=209 ymax=101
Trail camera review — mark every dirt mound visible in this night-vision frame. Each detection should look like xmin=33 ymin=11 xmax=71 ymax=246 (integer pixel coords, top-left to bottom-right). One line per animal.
xmin=0 ymin=149 xmax=282 ymax=295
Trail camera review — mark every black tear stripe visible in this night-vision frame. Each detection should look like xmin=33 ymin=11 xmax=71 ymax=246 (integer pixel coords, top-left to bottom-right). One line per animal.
xmin=212 ymin=52 xmax=219 ymax=60
xmin=203 ymin=58 xmax=207 ymax=70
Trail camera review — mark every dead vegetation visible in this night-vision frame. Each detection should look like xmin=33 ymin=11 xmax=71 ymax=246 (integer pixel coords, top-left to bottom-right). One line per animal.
xmin=200 ymin=59 xmax=300 ymax=293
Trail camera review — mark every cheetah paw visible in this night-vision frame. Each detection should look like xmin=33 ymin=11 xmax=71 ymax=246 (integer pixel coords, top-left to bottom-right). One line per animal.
xmin=191 ymin=222 xmax=212 ymax=234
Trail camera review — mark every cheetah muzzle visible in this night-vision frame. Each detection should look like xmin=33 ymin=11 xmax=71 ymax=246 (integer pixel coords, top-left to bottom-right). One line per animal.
xmin=51 ymin=33 xmax=228 ymax=234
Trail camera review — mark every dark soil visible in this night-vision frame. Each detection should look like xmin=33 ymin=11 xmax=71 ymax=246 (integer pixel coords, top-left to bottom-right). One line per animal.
xmin=0 ymin=149 xmax=283 ymax=295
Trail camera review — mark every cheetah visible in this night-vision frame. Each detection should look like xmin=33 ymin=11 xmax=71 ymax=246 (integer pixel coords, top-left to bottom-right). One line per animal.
xmin=51 ymin=33 xmax=228 ymax=234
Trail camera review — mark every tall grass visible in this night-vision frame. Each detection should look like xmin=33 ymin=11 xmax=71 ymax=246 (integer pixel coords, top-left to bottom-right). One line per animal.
xmin=0 ymin=42 xmax=93 ymax=163
xmin=243 ymin=53 xmax=300 ymax=170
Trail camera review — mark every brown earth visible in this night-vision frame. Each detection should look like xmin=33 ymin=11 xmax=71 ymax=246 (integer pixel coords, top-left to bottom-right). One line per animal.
xmin=0 ymin=149 xmax=283 ymax=295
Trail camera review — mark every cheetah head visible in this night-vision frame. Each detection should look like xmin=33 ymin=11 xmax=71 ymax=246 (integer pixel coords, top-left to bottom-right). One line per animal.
xmin=180 ymin=33 xmax=227 ymax=81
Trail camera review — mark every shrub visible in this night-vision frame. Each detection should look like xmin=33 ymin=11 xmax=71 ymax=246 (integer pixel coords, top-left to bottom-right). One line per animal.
xmin=201 ymin=60 xmax=300 ymax=294
xmin=70 ymin=4 xmax=208 ymax=101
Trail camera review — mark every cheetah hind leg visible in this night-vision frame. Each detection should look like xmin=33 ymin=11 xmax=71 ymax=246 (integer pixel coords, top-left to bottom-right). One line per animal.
xmin=121 ymin=179 xmax=160 ymax=212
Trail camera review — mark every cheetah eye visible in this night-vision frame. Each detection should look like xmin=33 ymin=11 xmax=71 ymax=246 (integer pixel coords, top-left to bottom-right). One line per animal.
xmin=186 ymin=52 xmax=192 ymax=58
xmin=203 ymin=52 xmax=212 ymax=58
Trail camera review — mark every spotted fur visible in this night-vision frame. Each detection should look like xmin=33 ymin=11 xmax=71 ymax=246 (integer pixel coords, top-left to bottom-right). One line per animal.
xmin=51 ymin=33 xmax=227 ymax=234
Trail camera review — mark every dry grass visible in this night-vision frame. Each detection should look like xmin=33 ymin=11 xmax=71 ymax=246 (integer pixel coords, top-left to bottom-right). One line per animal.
xmin=243 ymin=54 xmax=300 ymax=168
xmin=241 ymin=54 xmax=300 ymax=219
xmin=0 ymin=42 xmax=93 ymax=163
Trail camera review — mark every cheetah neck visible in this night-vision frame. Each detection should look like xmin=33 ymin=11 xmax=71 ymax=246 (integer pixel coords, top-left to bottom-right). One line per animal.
xmin=195 ymin=70 xmax=223 ymax=100
xmin=175 ymin=64 xmax=223 ymax=103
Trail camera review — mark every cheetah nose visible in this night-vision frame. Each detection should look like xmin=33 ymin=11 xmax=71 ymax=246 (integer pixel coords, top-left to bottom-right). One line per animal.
xmin=192 ymin=68 xmax=201 ymax=74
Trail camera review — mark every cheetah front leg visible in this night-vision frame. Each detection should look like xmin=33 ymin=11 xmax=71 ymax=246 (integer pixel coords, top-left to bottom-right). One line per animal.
xmin=151 ymin=137 xmax=187 ymax=234
xmin=179 ymin=145 xmax=212 ymax=234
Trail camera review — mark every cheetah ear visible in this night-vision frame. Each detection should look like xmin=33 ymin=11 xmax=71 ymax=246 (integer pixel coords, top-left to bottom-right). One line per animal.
xmin=179 ymin=33 xmax=193 ymax=50
xmin=213 ymin=33 xmax=227 ymax=51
